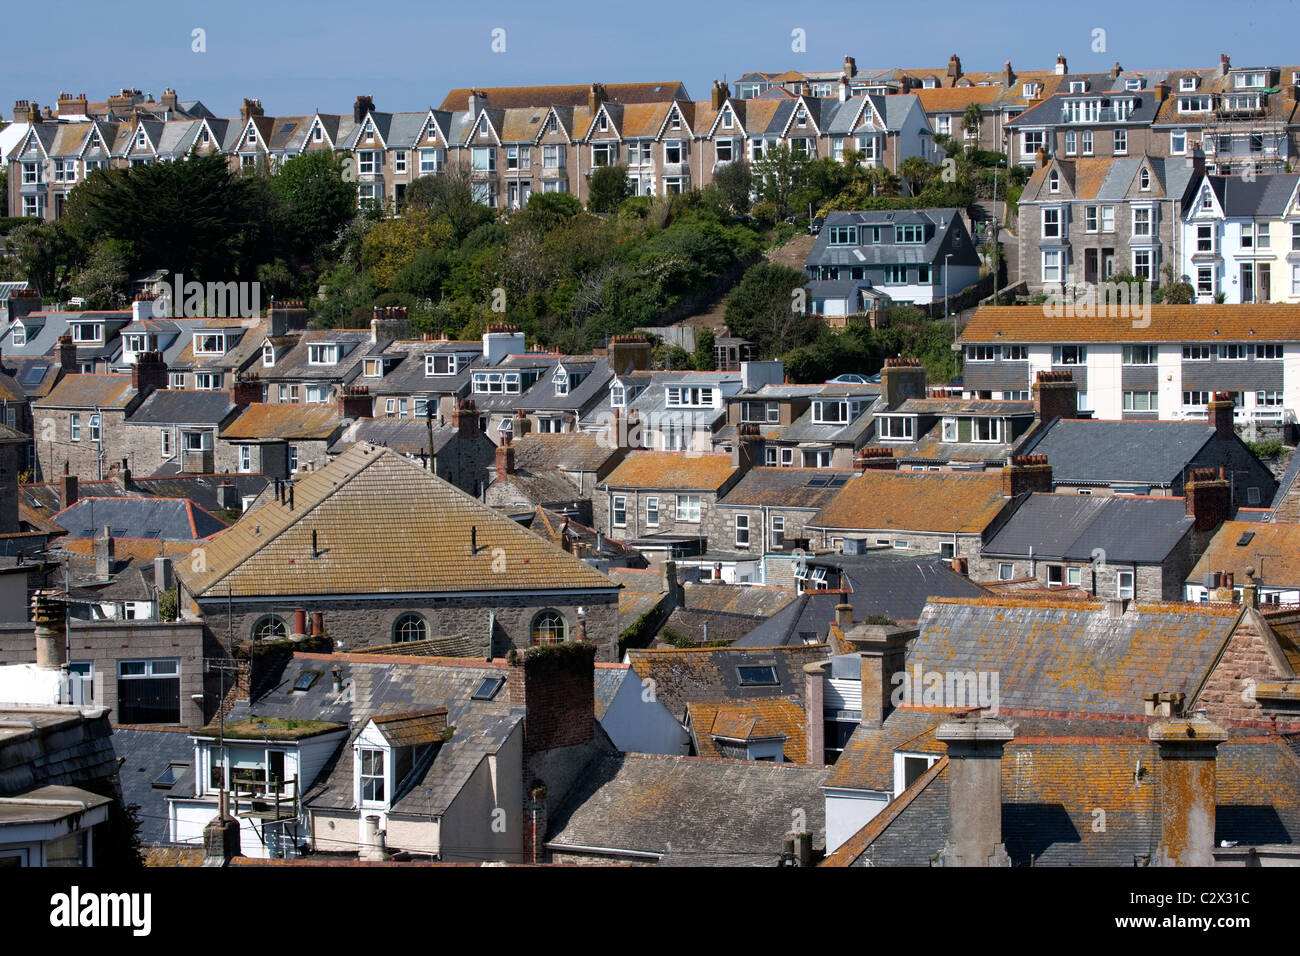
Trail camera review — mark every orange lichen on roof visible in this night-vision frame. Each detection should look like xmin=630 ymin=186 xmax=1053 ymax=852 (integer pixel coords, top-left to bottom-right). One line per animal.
xmin=689 ymin=697 xmax=807 ymax=762
xmin=811 ymin=471 xmax=1008 ymax=532
xmin=913 ymin=86 xmax=1004 ymax=110
xmin=222 ymin=403 xmax=343 ymax=440
xmin=962 ymin=305 xmax=1300 ymax=344
xmin=1189 ymin=521 xmax=1300 ymax=590
xmin=36 ymin=374 xmax=136 ymax=409
xmin=603 ymin=451 xmax=736 ymax=491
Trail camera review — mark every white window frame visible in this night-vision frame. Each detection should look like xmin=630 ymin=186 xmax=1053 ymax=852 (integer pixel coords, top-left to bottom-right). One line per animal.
xmin=645 ymin=496 xmax=659 ymax=527
xmin=675 ymin=495 xmax=701 ymax=523
xmin=612 ymin=496 xmax=627 ymax=528
xmin=734 ymin=514 xmax=750 ymax=547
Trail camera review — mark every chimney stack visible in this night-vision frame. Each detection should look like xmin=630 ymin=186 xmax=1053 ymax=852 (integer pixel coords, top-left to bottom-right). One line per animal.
xmin=834 ymin=602 xmax=853 ymax=632
xmin=1149 ymin=714 xmax=1228 ymax=866
xmin=339 ymin=384 xmax=372 ymax=419
xmin=880 ymin=357 xmax=927 ymax=409
xmin=508 ymin=641 xmax=597 ymax=753
xmin=857 ymin=624 xmax=912 ymax=727
xmin=452 ymin=398 xmax=479 ymax=439
xmin=60 ymin=474 xmax=79 ymax=510
xmin=948 ymin=54 xmax=962 ymax=79
xmin=936 ymin=716 xmax=1015 ymax=867
xmin=1184 ymin=467 xmax=1230 ymax=531
xmin=661 ymin=559 xmax=683 ymax=608
xmin=353 ymin=95 xmax=374 ymax=124
xmin=855 ymin=447 xmax=898 ymax=471
xmin=1219 ymin=54 xmax=1231 ymax=78
xmin=95 ymin=525 xmax=114 ymax=579
xmin=360 ymin=814 xmax=387 ymax=862
xmin=731 ymin=422 xmax=761 ymax=472
xmin=56 ymin=92 xmax=88 ymax=118
xmin=1207 ymin=392 xmax=1235 ymax=440
xmin=57 ymin=335 xmax=78 ymax=373
xmin=710 ymin=80 xmax=727 ymax=110
xmin=495 ymin=433 xmax=516 ymax=476
xmin=1032 ymin=370 xmax=1078 ymax=424
xmin=32 ymin=592 xmax=67 ymax=670
xmin=803 ymin=661 xmax=827 ymax=766
xmin=844 ymin=55 xmax=857 ymax=79
xmin=588 ymin=83 xmax=607 ymax=113
xmin=131 ymin=350 xmax=168 ymax=393
xmin=1055 ymin=55 xmax=1068 ymax=75
xmin=229 ymin=375 xmax=262 ymax=406
xmin=240 ymin=98 xmax=264 ymax=122
xmin=1002 ymin=454 xmax=1053 ymax=497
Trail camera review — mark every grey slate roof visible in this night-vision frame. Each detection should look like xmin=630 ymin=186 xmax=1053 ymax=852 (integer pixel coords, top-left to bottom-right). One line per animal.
xmin=125 ymin=389 xmax=237 ymax=426
xmin=982 ymin=493 xmax=1193 ymax=563
xmin=546 ymin=753 xmax=830 ymax=865
xmin=52 ymin=496 xmax=227 ymax=540
xmin=806 ymin=209 xmax=968 ymax=268
xmin=110 ymin=728 xmax=195 ymax=845
xmin=1021 ymin=418 xmax=1216 ymax=486
xmin=1207 ymin=173 xmax=1300 ymax=218
xmin=1271 ymin=448 xmax=1300 ymax=510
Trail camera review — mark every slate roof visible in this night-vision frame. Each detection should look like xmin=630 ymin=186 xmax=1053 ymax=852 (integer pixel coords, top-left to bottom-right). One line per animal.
xmin=51 ymin=497 xmax=227 ymax=540
xmin=736 ymin=556 xmax=988 ymax=645
xmin=438 ymin=82 xmax=689 ymax=112
xmin=807 ymin=209 xmax=972 ymax=268
xmin=626 ymin=644 xmax=829 ymax=721
xmin=126 ymin=389 xmax=237 ymax=426
xmin=981 ymin=493 xmax=1193 ymax=563
xmin=908 ymin=597 xmax=1241 ymax=717
xmin=327 ymin=418 xmax=465 ymax=457
xmin=810 ymin=470 xmax=1009 ymax=533
xmin=1206 ymin=173 xmax=1300 ymax=218
xmin=1188 ymin=521 xmax=1300 ymax=589
xmin=0 ymin=709 xmax=118 ymax=796
xmin=962 ymin=305 xmax=1300 ymax=344
xmin=212 ymin=653 xmax=525 ymax=822
xmin=110 ymin=728 xmax=196 ymax=845
xmin=717 ymin=468 xmax=856 ymax=509
xmin=546 ymin=753 xmax=830 ymax=865
xmin=1021 ymin=418 xmax=1218 ymax=486
xmin=826 ymin=731 xmax=1300 ymax=866
xmin=180 ymin=443 xmax=617 ymax=598
xmin=511 ymin=433 xmax=624 ymax=474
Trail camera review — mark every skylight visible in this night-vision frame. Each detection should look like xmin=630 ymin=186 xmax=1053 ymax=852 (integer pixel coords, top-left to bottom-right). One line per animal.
xmin=23 ymin=365 xmax=47 ymax=384
xmin=737 ymin=665 xmax=778 ymax=686
xmin=472 ymin=676 xmax=505 ymax=701
xmin=1236 ymin=531 xmax=1255 ymax=546
xmin=293 ymin=670 xmax=322 ymax=692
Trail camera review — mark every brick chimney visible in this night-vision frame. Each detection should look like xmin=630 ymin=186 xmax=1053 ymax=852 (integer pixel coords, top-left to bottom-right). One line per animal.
xmin=1032 ymin=370 xmax=1078 ymax=423
xmin=588 ymin=83 xmax=607 ymax=113
xmin=1035 ymin=147 xmax=1049 ymax=168
xmin=95 ymin=525 xmax=114 ymax=579
xmin=1111 ymin=62 xmax=1123 ymax=80
xmin=160 ymin=88 xmax=178 ymax=111
xmin=1154 ymin=81 xmax=1169 ymax=103
xmin=1004 ymin=61 xmax=1015 ymax=87
xmin=1149 ymin=714 xmax=1228 ymax=866
xmin=881 ymin=357 xmax=927 ymax=409
xmin=710 ymin=81 xmax=727 ymax=110
xmin=1219 ymin=54 xmax=1231 ymax=78
xmin=803 ymin=661 xmax=827 ymax=765
xmin=1207 ymin=392 xmax=1235 ymax=440
xmin=857 ymin=623 xmax=912 ymax=727
xmin=854 ymin=447 xmax=898 ymax=471
xmin=452 ymin=398 xmax=478 ymax=439
xmin=61 ymin=474 xmax=78 ymax=510
xmin=353 ymin=95 xmax=374 ymax=124
xmin=732 ymin=422 xmax=761 ymax=472
xmin=56 ymin=92 xmax=88 ymax=118
xmin=339 ymin=385 xmax=372 ymax=419
xmin=229 ymin=375 xmax=262 ymax=406
xmin=948 ymin=54 xmax=962 ymax=79
xmin=1184 ymin=467 xmax=1230 ymax=531
xmin=844 ymin=55 xmax=857 ymax=79
xmin=467 ymin=89 xmax=490 ymax=115
xmin=57 ymin=335 xmax=78 ymax=373
xmin=131 ymin=350 xmax=167 ymax=393
xmin=495 ymin=432 xmax=516 ymax=476
xmin=508 ymin=642 xmax=596 ymax=754
xmin=936 ymin=716 xmax=1014 ymax=867
xmin=1002 ymin=454 xmax=1052 ymax=497
xmin=1055 ymin=55 xmax=1068 ymax=76
xmin=240 ymin=98 xmax=264 ymax=122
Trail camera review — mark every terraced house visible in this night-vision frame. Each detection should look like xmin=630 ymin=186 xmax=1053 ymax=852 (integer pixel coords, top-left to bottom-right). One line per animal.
xmin=958 ymin=305 xmax=1300 ymax=430
xmin=1017 ymin=155 xmax=1198 ymax=292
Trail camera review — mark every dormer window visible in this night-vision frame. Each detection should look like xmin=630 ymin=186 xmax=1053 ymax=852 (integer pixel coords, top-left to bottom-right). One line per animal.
xmin=876 ymin=415 xmax=915 ymax=440
xmin=194 ymin=332 xmax=225 ymax=355
xmin=359 ymin=748 xmax=385 ymax=804
xmin=1022 ymin=83 xmax=1040 ymax=98
xmin=666 ymin=385 xmax=714 ymax=407
xmin=1069 ymin=81 xmax=1087 ymax=93
xmin=1235 ymin=71 xmax=1266 ymax=89
xmin=1180 ymin=76 xmax=1197 ymax=92
xmin=1048 ymin=170 xmax=1059 ymax=193
xmin=71 ymin=322 xmax=102 ymax=344
xmin=312 ymin=125 xmax=323 ymax=143
xmin=553 ymin=366 xmax=570 ymax=396
xmin=123 ymin=333 xmax=147 ymax=353
xmin=263 ymin=342 xmax=275 ymax=367
xmin=308 ymin=344 xmax=340 ymax=365
xmin=425 ymin=353 xmax=466 ymax=376
xmin=363 ymin=358 xmax=383 ymax=378
xmin=1125 ymin=78 xmax=1143 ymax=91
xmin=10 ymin=325 xmax=25 ymax=347
xmin=134 ymin=129 xmax=147 ymax=149
xmin=610 ymin=383 xmax=625 ymax=407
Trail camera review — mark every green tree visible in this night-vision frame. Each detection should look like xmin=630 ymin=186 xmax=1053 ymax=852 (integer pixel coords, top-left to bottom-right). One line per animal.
xmin=753 ymin=144 xmax=810 ymax=220
xmin=588 ymin=164 xmax=630 ymax=214
xmin=270 ymin=150 xmax=357 ymax=261
xmin=900 ymin=156 xmax=937 ymax=197
xmin=712 ymin=159 xmax=754 ymax=216
xmin=9 ymin=220 xmax=75 ymax=298
xmin=962 ymin=102 xmax=982 ymax=139
xmin=402 ymin=167 xmax=493 ymax=242
xmin=70 ymin=238 xmax=131 ymax=309
xmin=693 ymin=327 xmax=717 ymax=370
xmin=724 ymin=261 xmax=818 ymax=356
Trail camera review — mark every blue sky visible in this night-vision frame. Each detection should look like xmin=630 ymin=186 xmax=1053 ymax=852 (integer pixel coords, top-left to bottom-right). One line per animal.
xmin=3 ymin=0 xmax=1294 ymax=117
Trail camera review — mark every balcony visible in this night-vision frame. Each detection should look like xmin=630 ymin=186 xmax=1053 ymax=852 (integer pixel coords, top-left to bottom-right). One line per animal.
xmin=1059 ymin=108 xmax=1134 ymax=124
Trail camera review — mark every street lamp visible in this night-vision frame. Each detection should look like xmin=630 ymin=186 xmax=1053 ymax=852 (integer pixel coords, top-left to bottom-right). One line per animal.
xmin=945 ymin=252 xmax=954 ymax=341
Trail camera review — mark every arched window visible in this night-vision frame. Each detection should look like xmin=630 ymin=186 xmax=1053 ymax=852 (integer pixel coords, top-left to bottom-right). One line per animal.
xmin=251 ymin=615 xmax=287 ymax=641
xmin=1139 ymin=168 xmax=1150 ymax=190
xmin=1048 ymin=169 xmax=1059 ymax=193
xmin=393 ymin=613 xmax=428 ymax=643
xmin=531 ymin=610 xmax=567 ymax=645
